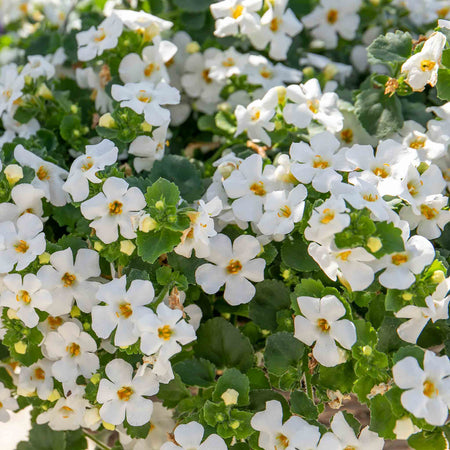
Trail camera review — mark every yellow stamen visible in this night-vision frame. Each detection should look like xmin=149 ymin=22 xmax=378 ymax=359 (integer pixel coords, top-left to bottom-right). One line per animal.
xmin=409 ymin=137 xmax=426 ymax=149
xmin=226 ymin=259 xmax=242 ymax=274
xmin=250 ymin=181 xmax=266 ymax=196
xmin=81 ymin=157 xmax=94 ymax=172
xmin=326 ymin=9 xmax=338 ymax=24
xmin=158 ymin=325 xmax=173 ymax=341
xmin=391 ymin=253 xmax=408 ymax=265
xmin=109 ymin=200 xmax=123 ymax=215
xmin=420 ymin=59 xmax=436 ymax=72
xmin=337 ymin=250 xmax=352 ymax=261
xmin=117 ymin=302 xmax=133 ymax=319
xmin=278 ymin=205 xmax=291 ymax=218
xmin=61 ymin=273 xmax=76 ymax=287
xmin=117 ymin=386 xmax=134 ymax=401
xmin=47 ymin=316 xmax=63 ymax=329
xmin=231 ymin=5 xmax=244 ymax=19
xmin=14 ymin=240 xmax=29 ymax=253
xmin=66 ymin=342 xmax=80 ymax=357
xmin=222 ymin=57 xmax=235 ymax=67
xmin=16 ymin=290 xmax=31 ymax=304
xmin=317 ymin=318 xmax=330 ymax=332
xmin=201 ymin=69 xmax=212 ymax=84
xmin=251 ymin=110 xmax=261 ymax=121
xmin=312 ymin=155 xmax=328 ymax=169
xmin=423 ymin=380 xmax=438 ymax=398
xmin=363 ymin=193 xmax=379 ymax=202
xmin=320 ymin=208 xmax=335 ymax=224
xmin=36 ymin=166 xmax=49 ymax=181
xmin=34 ymin=367 xmax=46 ymax=380
xmin=144 ymin=63 xmax=159 ymax=77
xmin=307 ymin=99 xmax=319 ymax=114
xmin=276 ymin=433 xmax=290 ymax=448
xmin=94 ymin=28 xmax=106 ymax=42
xmin=340 ymin=128 xmax=353 ymax=143
xmin=260 ymin=68 xmax=272 ymax=79
xmin=60 ymin=406 xmax=74 ymax=419
xmin=270 ymin=17 xmax=281 ymax=32
xmin=137 ymin=90 xmax=152 ymax=103
xmin=420 ymin=204 xmax=438 ymax=220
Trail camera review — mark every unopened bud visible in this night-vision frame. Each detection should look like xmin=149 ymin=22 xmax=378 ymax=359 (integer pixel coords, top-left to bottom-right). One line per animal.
xmin=367 ymin=237 xmax=382 ymax=253
xmin=7 ymin=308 xmax=19 ymax=320
xmin=139 ymin=215 xmax=157 ymax=232
xmin=186 ymin=41 xmax=201 ymax=54
xmin=302 ymin=66 xmax=314 ymax=79
xmin=4 ymin=164 xmax=23 ymax=185
xmin=417 ymin=162 xmax=429 ymax=175
xmin=230 ymin=420 xmax=240 ymax=429
xmin=431 ymin=270 xmax=445 ymax=284
xmin=323 ymin=64 xmax=337 ymax=81
xmin=155 ymin=200 xmax=164 ymax=210
xmin=120 ymin=240 xmax=136 ymax=255
xmin=102 ymin=421 xmax=115 ymax=431
xmin=36 ymin=83 xmax=53 ymax=100
xmin=99 ymin=113 xmax=116 ymax=128
xmin=90 ymin=373 xmax=101 ymax=385
xmin=94 ymin=241 xmax=104 ymax=252
xmin=14 ymin=341 xmax=27 ymax=354
xmin=70 ymin=305 xmax=81 ymax=318
xmin=275 ymin=86 xmax=286 ymax=104
xmin=141 ymin=121 xmax=152 ymax=132
xmin=402 ymin=292 xmax=413 ymax=301
xmin=39 ymin=252 xmax=51 ymax=264
xmin=362 ymin=345 xmax=372 ymax=356
xmin=221 ymin=388 xmax=239 ymax=406
xmin=70 ymin=104 xmax=78 ymax=114
xmin=47 ymin=389 xmax=61 ymax=402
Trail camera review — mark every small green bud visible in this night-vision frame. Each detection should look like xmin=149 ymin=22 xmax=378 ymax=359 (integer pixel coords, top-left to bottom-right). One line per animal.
xmin=362 ymin=345 xmax=372 ymax=356
xmin=155 ymin=200 xmax=165 ymax=210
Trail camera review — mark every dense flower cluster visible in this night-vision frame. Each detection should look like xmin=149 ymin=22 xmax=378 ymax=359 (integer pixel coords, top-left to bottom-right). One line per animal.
xmin=0 ymin=0 xmax=449 ymax=449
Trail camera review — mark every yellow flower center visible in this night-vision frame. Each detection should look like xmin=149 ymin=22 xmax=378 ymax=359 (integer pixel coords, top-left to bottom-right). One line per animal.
xmin=158 ymin=325 xmax=173 ymax=341
xmin=251 ymin=110 xmax=261 ymax=121
xmin=420 ymin=59 xmax=436 ymax=72
xmin=48 ymin=316 xmax=63 ymax=329
xmin=250 ymin=181 xmax=267 ymax=196
xmin=137 ymin=90 xmax=152 ymax=103
xmin=117 ymin=302 xmax=133 ymax=319
xmin=109 ymin=200 xmax=123 ymax=215
xmin=337 ymin=250 xmax=352 ymax=261
xmin=231 ymin=4 xmax=244 ymax=19
xmin=67 ymin=342 xmax=80 ymax=357
xmin=344 ymin=447 xmax=356 ymax=450
xmin=340 ymin=128 xmax=354 ymax=143
xmin=94 ymin=28 xmax=106 ymax=42
xmin=437 ymin=6 xmax=450 ymax=17
xmin=36 ymin=165 xmax=50 ymax=180
xmin=81 ymin=157 xmax=94 ymax=172
xmin=226 ymin=259 xmax=242 ymax=274
xmin=327 ymin=9 xmax=339 ymax=24
xmin=144 ymin=63 xmax=159 ymax=77
xmin=312 ymin=155 xmax=329 ymax=169
xmin=317 ymin=318 xmax=330 ymax=332
xmin=14 ymin=240 xmax=29 ymax=253
xmin=60 ymin=405 xmax=74 ymax=419
xmin=409 ymin=136 xmax=426 ymax=149
xmin=222 ymin=57 xmax=235 ymax=67
xmin=363 ymin=193 xmax=379 ymax=202
xmin=372 ymin=165 xmax=390 ymax=178
xmin=16 ymin=290 xmax=31 ymax=304
xmin=307 ymin=99 xmax=320 ymax=114
xmin=117 ymin=386 xmax=134 ymax=401
xmin=391 ymin=253 xmax=408 ymax=265
xmin=275 ymin=433 xmax=290 ymax=449
xmin=260 ymin=68 xmax=273 ymax=79
xmin=61 ymin=272 xmax=76 ymax=287
xmin=420 ymin=204 xmax=438 ymax=220
xmin=202 ymin=69 xmax=212 ymax=84
xmin=320 ymin=208 xmax=335 ymax=224
xmin=34 ymin=367 xmax=46 ymax=380
xmin=407 ymin=181 xmax=422 ymax=197
xmin=270 ymin=17 xmax=282 ymax=32
xmin=278 ymin=205 xmax=291 ymax=218
xmin=3 ymin=89 xmax=12 ymax=99
xmin=423 ymin=380 xmax=438 ymax=398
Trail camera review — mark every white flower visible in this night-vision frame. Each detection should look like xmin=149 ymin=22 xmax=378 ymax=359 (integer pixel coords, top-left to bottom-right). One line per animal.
xmin=290 ymin=132 xmax=349 ymax=193
xmin=395 ymin=278 xmax=450 ymax=343
xmin=17 ymin=359 xmax=54 ymax=400
xmin=283 ymin=79 xmax=343 ymax=132
xmin=257 ymin=185 xmax=307 ymax=236
xmin=251 ymin=400 xmax=321 ymax=450
xmin=37 ymin=389 xmax=90 ymax=431
xmin=161 ymin=421 xmax=227 ymax=450
xmin=21 ymin=55 xmax=55 ymax=80
xmin=76 ymin=14 xmax=123 ymax=61
xmin=43 ymin=322 xmax=99 ymax=387
xmin=304 ymin=196 xmax=350 ymax=245
xmin=97 ymin=359 xmax=159 ymax=426
xmin=210 ymin=0 xmax=262 ymax=38
xmin=234 ymin=88 xmax=278 ymax=145
xmin=302 ymin=0 xmax=362 ymax=49
xmin=401 ymin=32 xmax=447 ymax=92
xmin=0 ymin=183 xmax=44 ymax=223
xmin=393 ymin=350 xmax=450 ymax=426
xmin=76 ymin=67 xmax=113 ymax=114
xmin=308 ymin=243 xmax=375 ymax=291
xmin=175 ymin=196 xmax=222 ymax=258
xmin=206 ymin=47 xmax=248 ymax=81
xmin=259 ymin=0 xmax=303 ymax=61
xmin=14 ymin=145 xmax=69 ymax=207
xmin=111 ymin=81 xmax=180 ymax=127
xmin=63 ymin=139 xmax=118 ymax=202
xmin=128 ymin=126 xmax=167 ymax=173
xmin=37 ymin=248 xmax=101 ymax=315
xmin=0 ymin=382 xmax=18 ymax=423
xmin=400 ymin=195 xmax=450 ymax=240
xmin=80 ymin=177 xmax=146 ymax=244
xmin=294 ymin=295 xmax=356 ymax=366
xmin=318 ymin=411 xmax=384 ymax=449
xmin=195 ymin=233 xmax=266 ymax=305
xmin=376 ymin=235 xmax=435 ymax=290
xmin=110 ymin=9 xmax=173 ymax=35
xmin=138 ymin=302 xmax=196 ymax=358
xmin=0 ymin=213 xmax=46 ymax=273
xmin=92 ymin=276 xmax=154 ymax=347
xmin=0 ymin=64 xmax=24 ymax=116
xmin=119 ymin=37 xmax=177 ymax=84
xmin=222 ymin=153 xmax=272 ymax=222
xmin=0 ymin=273 xmax=52 ymax=327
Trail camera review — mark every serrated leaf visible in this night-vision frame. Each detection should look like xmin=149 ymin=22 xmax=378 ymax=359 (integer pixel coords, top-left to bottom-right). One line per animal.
xmin=145 ymin=177 xmax=180 ymax=207
xmin=436 ymin=69 xmax=450 ymax=101
xmin=408 ymin=430 xmax=447 ymax=450
xmin=369 ymin=394 xmax=397 ymax=439
xmin=290 ymin=390 xmax=318 ymax=419
xmin=173 ymin=358 xmax=216 ymax=387
xmin=367 ymin=30 xmax=412 ymax=64
xmin=213 ymin=368 xmax=250 ymax=406
xmin=281 ymin=235 xmax=319 ymax=271
xmin=136 ymin=228 xmax=181 ymax=264
xmin=264 ymin=332 xmax=304 ymax=376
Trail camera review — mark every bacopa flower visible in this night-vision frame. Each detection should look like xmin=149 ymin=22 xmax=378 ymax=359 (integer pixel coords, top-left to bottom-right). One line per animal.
xmin=97 ymin=358 xmax=159 ymax=426
xmin=17 ymin=359 xmax=54 ymax=400
xmin=0 ymin=382 xmax=18 ymax=423
xmin=0 ymin=273 xmax=52 ymax=328
xmin=92 ymin=276 xmax=155 ymax=347
xmin=80 ymin=177 xmax=146 ymax=244
xmin=0 ymin=183 xmax=44 ymax=223
xmin=161 ymin=421 xmax=227 ymax=450
xmin=401 ymin=32 xmax=447 ymax=91
xmin=294 ymin=295 xmax=356 ymax=367
xmin=251 ymin=400 xmax=321 ymax=450
xmin=195 ymin=233 xmax=266 ymax=305
xmin=393 ymin=350 xmax=450 ymax=426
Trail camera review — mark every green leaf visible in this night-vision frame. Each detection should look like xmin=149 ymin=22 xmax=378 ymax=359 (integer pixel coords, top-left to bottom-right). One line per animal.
xmin=264 ymin=332 xmax=304 ymax=376
xmin=369 ymin=395 xmax=397 ymax=439
xmin=16 ymin=424 xmax=66 ymax=450
xmin=367 ymin=30 xmax=412 ymax=64
xmin=248 ymin=280 xmax=290 ymax=331
xmin=248 ymin=390 xmax=290 ymax=420
xmin=173 ymin=358 xmax=216 ymax=387
xmin=215 ymin=110 xmax=237 ymax=135
xmin=247 ymin=368 xmax=270 ymax=390
xmin=290 ymin=390 xmax=318 ymax=419
xmin=124 ymin=421 xmax=151 ymax=439
xmin=13 ymin=106 xmax=36 ymax=124
xmin=318 ymin=362 xmax=355 ymax=392
xmin=436 ymin=69 xmax=450 ymax=101
xmin=213 ymin=368 xmax=250 ymax=406
xmin=372 ymin=221 xmax=405 ymax=257
xmin=194 ymin=317 xmax=254 ymax=372
xmin=173 ymin=0 xmax=211 ymax=12
xmin=136 ymin=228 xmax=182 ymax=264
xmin=148 ymin=156 xmax=205 ymax=202
xmin=65 ymin=430 xmax=87 ymax=450
xmin=59 ymin=115 xmax=82 ymax=142
xmin=145 ymin=177 xmax=180 ymax=207
xmin=442 ymin=49 xmax=450 ymax=69
xmin=281 ymin=236 xmax=319 ymax=271
xmin=408 ymin=430 xmax=447 ymax=450
xmin=355 ymin=83 xmax=403 ymax=138
xmin=157 ymin=373 xmax=190 ymax=408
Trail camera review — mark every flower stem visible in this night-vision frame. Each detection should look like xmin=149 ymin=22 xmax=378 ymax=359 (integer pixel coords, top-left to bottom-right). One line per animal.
xmin=83 ymin=431 xmax=111 ymax=450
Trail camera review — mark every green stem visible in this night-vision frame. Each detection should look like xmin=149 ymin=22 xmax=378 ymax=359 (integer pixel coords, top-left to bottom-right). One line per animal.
xmin=154 ymin=283 xmax=172 ymax=308
xmin=303 ymin=353 xmax=314 ymax=400
xmin=83 ymin=432 xmax=111 ymax=450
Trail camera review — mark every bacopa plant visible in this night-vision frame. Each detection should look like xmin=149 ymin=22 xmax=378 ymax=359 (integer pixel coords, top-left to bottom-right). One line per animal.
xmin=0 ymin=0 xmax=449 ymax=449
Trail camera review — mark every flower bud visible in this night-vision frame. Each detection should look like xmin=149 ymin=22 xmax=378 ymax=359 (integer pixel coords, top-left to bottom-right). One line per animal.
xmin=7 ymin=309 xmax=19 ymax=320
xmin=155 ymin=200 xmax=165 ymax=210
xmin=36 ymin=83 xmax=53 ymax=100
xmin=4 ymin=164 xmax=23 ymax=185
xmin=120 ymin=240 xmax=136 ymax=255
xmin=14 ymin=341 xmax=27 ymax=354
xmin=221 ymin=388 xmax=239 ymax=406
xmin=94 ymin=241 xmax=104 ymax=252
xmin=186 ymin=41 xmax=201 ymax=54
xmin=366 ymin=236 xmax=382 ymax=253
xmin=362 ymin=345 xmax=372 ymax=356
xmin=230 ymin=420 xmax=240 ymax=429
xmin=302 ymin=66 xmax=314 ymax=79
xmin=90 ymin=373 xmax=101 ymax=385
xmin=141 ymin=121 xmax=152 ymax=132
xmin=70 ymin=305 xmax=81 ymax=318
xmin=139 ymin=215 xmax=157 ymax=233
xmin=102 ymin=421 xmax=115 ymax=431
xmin=99 ymin=113 xmax=116 ymax=128
xmin=70 ymin=105 xmax=78 ymax=114
xmin=431 ymin=270 xmax=445 ymax=284
xmin=218 ymin=162 xmax=237 ymax=180
xmin=39 ymin=252 xmax=51 ymax=264
xmin=402 ymin=292 xmax=413 ymax=301
xmin=47 ymin=390 xmax=61 ymax=402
